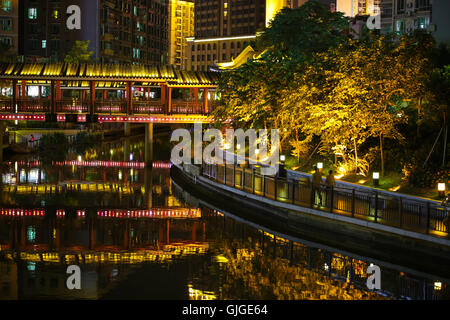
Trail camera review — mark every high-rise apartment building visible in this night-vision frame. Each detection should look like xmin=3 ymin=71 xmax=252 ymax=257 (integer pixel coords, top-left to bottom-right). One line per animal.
xmin=187 ymin=0 xmax=335 ymax=71
xmin=18 ymin=0 xmax=169 ymax=64
xmin=0 ymin=0 xmax=19 ymax=57
xmin=337 ymin=0 xmax=449 ymax=44
xmin=186 ymin=0 xmax=267 ymax=71
xmin=168 ymin=0 xmax=194 ymax=70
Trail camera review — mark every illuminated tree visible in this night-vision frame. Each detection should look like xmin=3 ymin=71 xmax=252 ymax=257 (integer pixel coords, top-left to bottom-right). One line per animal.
xmin=64 ymin=40 xmax=94 ymax=64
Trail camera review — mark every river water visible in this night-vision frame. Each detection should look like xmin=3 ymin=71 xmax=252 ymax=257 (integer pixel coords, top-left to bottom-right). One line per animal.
xmin=0 ymin=132 xmax=448 ymax=300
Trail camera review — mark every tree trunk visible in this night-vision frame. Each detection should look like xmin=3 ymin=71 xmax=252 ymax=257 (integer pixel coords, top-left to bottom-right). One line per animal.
xmin=417 ymin=97 xmax=422 ymax=137
xmin=443 ymin=110 xmax=448 ymax=168
xmin=379 ymin=133 xmax=384 ymax=178
xmin=354 ymin=138 xmax=358 ymax=174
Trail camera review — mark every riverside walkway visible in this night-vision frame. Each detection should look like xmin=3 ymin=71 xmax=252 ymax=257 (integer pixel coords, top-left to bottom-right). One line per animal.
xmin=200 ymin=163 xmax=449 ymax=241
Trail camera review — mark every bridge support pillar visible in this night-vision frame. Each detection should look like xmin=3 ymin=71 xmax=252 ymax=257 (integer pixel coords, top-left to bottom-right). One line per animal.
xmin=168 ymin=87 xmax=172 ymax=113
xmin=145 ymin=123 xmax=154 ymax=167
xmin=144 ymin=167 xmax=153 ymax=209
xmin=50 ymin=80 xmax=55 ymax=114
xmin=0 ymin=122 xmax=4 ymax=162
xmin=124 ymin=123 xmax=131 ymax=137
xmin=194 ymin=88 xmax=199 ymax=104
xmin=89 ymin=81 xmax=96 ymax=115
xmin=12 ymin=79 xmax=17 ymax=111
xmin=203 ymin=88 xmax=209 ymax=114
xmin=21 ymin=80 xmax=26 ymax=100
xmin=161 ymin=84 xmax=166 ymax=109
xmin=56 ymin=80 xmax=61 ymax=101
xmin=126 ymin=82 xmax=133 ymax=114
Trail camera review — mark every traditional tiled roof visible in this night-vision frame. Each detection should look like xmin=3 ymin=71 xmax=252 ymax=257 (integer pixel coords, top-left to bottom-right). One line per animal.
xmin=0 ymin=63 xmax=219 ymax=86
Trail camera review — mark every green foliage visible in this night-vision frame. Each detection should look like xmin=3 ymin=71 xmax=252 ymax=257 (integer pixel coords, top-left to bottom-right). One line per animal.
xmin=64 ymin=40 xmax=94 ymax=64
xmin=215 ymin=4 xmax=449 ymax=189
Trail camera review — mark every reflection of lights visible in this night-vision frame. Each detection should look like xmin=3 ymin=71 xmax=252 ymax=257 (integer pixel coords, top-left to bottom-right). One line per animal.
xmin=188 ymin=285 xmax=217 ymax=300
xmin=358 ymin=179 xmax=368 ymax=184
xmin=223 ymin=142 xmax=231 ymax=150
xmin=434 ymin=282 xmax=442 ymax=290
xmin=14 ymin=162 xmax=18 ymax=172
xmin=129 ymin=153 xmax=133 ymax=161
xmin=389 ymin=185 xmax=401 ymax=192
xmin=215 ymin=255 xmax=229 ymax=264
xmin=77 ymin=155 xmax=82 ymax=162
xmin=27 ymin=261 xmax=36 ymax=272
xmin=118 ymin=170 xmax=123 ymax=180
xmin=27 ymin=226 xmax=36 ymax=242
xmin=236 ymin=144 xmax=241 ymax=150
xmin=324 ymin=263 xmax=329 ymax=271
xmin=97 ymin=209 xmax=201 ymax=219
xmin=110 ymin=149 xmax=114 ymax=155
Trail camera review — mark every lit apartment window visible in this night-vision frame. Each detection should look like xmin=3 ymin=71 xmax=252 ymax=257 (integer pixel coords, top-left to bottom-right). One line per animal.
xmin=52 ymin=9 xmax=59 ymax=20
xmin=42 ymin=40 xmax=46 ymax=48
xmin=28 ymin=8 xmax=38 ymax=20
xmin=395 ymin=20 xmax=405 ymax=34
xmin=0 ymin=37 xmax=12 ymax=47
xmin=0 ymin=0 xmax=12 ymax=12
xmin=0 ymin=18 xmax=11 ymax=31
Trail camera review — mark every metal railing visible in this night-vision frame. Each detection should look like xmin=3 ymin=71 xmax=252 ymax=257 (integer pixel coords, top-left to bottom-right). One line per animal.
xmin=201 ymin=163 xmax=450 ymax=239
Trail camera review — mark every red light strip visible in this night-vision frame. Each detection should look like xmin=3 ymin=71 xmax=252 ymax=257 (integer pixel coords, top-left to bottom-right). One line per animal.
xmin=54 ymin=160 xmax=146 ymax=168
xmin=0 ymin=114 xmax=45 ymax=121
xmin=97 ymin=115 xmax=216 ymax=123
xmin=0 ymin=209 xmax=45 ymax=217
xmin=97 ymin=209 xmax=201 ymax=218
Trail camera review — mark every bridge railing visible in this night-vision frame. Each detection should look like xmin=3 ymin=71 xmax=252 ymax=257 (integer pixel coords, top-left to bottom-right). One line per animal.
xmin=0 ymin=99 xmax=12 ymax=112
xmin=95 ymin=100 xmax=127 ymax=115
xmin=132 ymin=101 xmax=164 ymax=115
xmin=201 ymin=162 xmax=450 ymax=239
xmin=56 ymin=99 xmax=89 ymax=113
xmin=171 ymin=101 xmax=204 ymax=114
xmin=0 ymin=98 xmax=217 ymax=116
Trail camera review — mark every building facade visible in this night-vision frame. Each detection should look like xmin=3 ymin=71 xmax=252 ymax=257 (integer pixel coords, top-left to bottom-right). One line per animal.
xmin=168 ymin=0 xmax=194 ymax=70
xmin=337 ymin=0 xmax=449 ymax=44
xmin=187 ymin=0 xmax=336 ymax=71
xmin=18 ymin=0 xmax=169 ymax=64
xmin=0 ymin=0 xmax=19 ymax=57
xmin=186 ymin=0 xmax=267 ymax=71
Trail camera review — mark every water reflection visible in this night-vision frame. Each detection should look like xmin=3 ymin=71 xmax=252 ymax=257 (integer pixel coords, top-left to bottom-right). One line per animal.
xmin=0 ymin=134 xmax=448 ymax=300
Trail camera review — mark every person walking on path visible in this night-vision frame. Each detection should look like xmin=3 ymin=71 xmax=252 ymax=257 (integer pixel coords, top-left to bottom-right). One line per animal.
xmin=325 ymin=170 xmax=336 ymax=208
xmin=312 ymin=167 xmax=323 ymax=206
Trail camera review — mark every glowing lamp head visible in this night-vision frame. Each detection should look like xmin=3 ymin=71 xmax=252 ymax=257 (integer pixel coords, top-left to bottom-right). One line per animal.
xmin=280 ymin=155 xmax=286 ymax=162
xmin=317 ymin=162 xmax=323 ymax=169
xmin=223 ymin=142 xmax=231 ymax=150
xmin=373 ymin=172 xmax=380 ymax=180
xmin=438 ymin=183 xmax=446 ymax=192
xmin=255 ymin=149 xmax=260 ymax=155
xmin=77 ymin=155 xmax=82 ymax=162
xmin=236 ymin=144 xmax=241 ymax=150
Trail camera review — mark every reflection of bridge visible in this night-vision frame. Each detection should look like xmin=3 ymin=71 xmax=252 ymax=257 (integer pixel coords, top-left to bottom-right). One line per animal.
xmin=0 ymin=209 xmax=207 ymax=252
xmin=0 ymin=63 xmax=220 ymax=124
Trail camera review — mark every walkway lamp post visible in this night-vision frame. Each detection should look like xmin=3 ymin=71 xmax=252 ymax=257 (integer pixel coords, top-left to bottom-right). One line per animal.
xmin=438 ymin=183 xmax=446 ymax=198
xmin=373 ymin=172 xmax=380 ymax=187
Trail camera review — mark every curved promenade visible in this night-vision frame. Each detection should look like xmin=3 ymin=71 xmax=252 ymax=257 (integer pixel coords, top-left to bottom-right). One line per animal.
xmin=171 ymin=163 xmax=450 ymax=278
